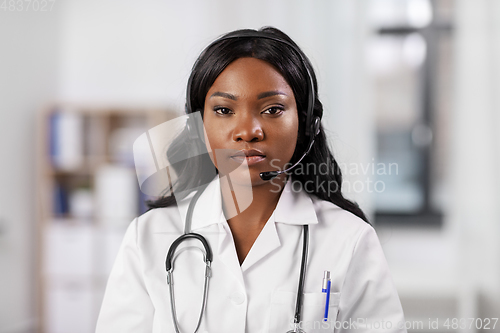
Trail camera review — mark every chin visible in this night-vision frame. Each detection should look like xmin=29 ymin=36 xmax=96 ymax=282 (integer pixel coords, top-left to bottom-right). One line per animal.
xmin=217 ymin=167 xmax=266 ymax=188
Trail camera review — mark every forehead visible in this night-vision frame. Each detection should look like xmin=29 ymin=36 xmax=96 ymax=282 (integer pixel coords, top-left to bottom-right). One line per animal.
xmin=207 ymin=57 xmax=294 ymax=97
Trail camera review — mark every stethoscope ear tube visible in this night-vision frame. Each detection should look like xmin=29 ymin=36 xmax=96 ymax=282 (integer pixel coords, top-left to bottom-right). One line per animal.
xmin=165 ymin=233 xmax=213 ymax=271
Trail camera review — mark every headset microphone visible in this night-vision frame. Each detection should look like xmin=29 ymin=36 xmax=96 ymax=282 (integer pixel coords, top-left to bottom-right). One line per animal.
xmin=260 ymin=117 xmax=321 ymax=181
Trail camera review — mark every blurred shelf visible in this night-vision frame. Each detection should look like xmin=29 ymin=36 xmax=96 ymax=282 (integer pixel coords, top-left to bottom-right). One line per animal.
xmin=36 ymin=105 xmax=176 ymax=333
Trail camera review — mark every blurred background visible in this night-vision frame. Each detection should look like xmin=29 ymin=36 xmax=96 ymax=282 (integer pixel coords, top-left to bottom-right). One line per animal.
xmin=1 ymin=0 xmax=499 ymax=332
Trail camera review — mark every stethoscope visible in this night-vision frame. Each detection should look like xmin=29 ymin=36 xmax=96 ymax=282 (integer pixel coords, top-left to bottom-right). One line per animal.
xmin=165 ymin=182 xmax=309 ymax=333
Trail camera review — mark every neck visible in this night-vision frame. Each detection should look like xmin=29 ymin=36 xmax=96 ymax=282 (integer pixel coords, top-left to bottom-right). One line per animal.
xmin=220 ymin=174 xmax=288 ymax=265
xmin=221 ymin=174 xmax=287 ymax=229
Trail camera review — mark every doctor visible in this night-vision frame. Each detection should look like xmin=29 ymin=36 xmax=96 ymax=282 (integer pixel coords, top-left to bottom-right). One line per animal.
xmin=96 ymin=27 xmax=407 ymax=333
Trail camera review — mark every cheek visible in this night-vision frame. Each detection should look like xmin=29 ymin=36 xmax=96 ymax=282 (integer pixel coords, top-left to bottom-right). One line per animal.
xmin=202 ymin=116 xmax=221 ymax=150
xmin=284 ymin=132 xmax=299 ymax=159
xmin=271 ymin=117 xmax=299 ymax=161
xmin=203 ymin=126 xmax=212 ymax=153
xmin=203 ymin=136 xmax=219 ymax=172
xmin=203 ymin=118 xmax=230 ymax=170
xmin=203 ymin=121 xmax=217 ymax=165
xmin=284 ymin=115 xmax=299 ymax=142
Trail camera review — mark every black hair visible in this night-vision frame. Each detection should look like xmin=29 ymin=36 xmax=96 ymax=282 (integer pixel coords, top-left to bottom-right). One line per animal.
xmin=147 ymin=27 xmax=368 ymax=223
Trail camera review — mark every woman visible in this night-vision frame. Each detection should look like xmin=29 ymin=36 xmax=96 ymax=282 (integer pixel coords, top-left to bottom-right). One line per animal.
xmin=96 ymin=27 xmax=406 ymax=333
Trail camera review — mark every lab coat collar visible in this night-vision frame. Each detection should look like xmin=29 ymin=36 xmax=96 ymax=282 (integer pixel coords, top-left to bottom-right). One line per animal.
xmin=274 ymin=177 xmax=319 ymax=226
xmin=187 ymin=176 xmax=319 ymax=232
xmin=188 ymin=177 xmax=225 ymax=232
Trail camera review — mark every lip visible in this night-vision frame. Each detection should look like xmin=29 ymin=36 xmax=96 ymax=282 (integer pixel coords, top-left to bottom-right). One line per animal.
xmin=230 ymin=149 xmax=266 ymax=166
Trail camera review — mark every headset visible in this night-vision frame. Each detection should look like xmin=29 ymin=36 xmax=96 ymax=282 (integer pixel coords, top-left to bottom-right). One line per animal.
xmin=165 ymin=31 xmax=322 ymax=333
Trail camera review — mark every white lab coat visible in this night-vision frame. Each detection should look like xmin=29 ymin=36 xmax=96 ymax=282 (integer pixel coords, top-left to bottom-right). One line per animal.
xmin=96 ymin=176 xmax=407 ymax=333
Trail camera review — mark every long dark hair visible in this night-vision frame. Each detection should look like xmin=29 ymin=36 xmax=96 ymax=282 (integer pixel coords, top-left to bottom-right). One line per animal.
xmin=147 ymin=27 xmax=368 ymax=223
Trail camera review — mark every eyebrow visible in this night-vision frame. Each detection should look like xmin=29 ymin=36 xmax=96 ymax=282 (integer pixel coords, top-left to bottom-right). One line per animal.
xmin=257 ymin=91 xmax=288 ymax=99
xmin=209 ymin=90 xmax=288 ymax=100
xmin=209 ymin=92 xmax=237 ymax=100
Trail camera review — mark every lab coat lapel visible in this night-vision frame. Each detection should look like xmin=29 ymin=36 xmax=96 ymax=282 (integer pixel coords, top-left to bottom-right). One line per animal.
xmin=188 ymin=177 xmax=223 ymax=231
xmin=241 ymin=178 xmax=318 ymax=272
xmin=217 ymin=220 xmax=246 ymax=287
xmin=182 ymin=176 xmax=318 ymax=283
xmin=240 ymin=214 xmax=281 ymax=272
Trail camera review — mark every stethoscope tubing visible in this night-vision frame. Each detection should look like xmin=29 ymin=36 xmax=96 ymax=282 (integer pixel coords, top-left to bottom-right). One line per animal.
xmin=294 ymin=224 xmax=309 ymax=325
xmin=166 ymin=184 xmax=212 ymax=333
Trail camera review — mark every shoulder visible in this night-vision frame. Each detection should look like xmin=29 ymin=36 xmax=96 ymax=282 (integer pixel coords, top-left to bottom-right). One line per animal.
xmin=310 ymin=195 xmax=372 ymax=239
xmin=116 ymin=206 xmax=185 ymax=260
xmin=133 ymin=205 xmax=184 ymax=238
xmin=308 ymin=195 xmax=381 ymax=264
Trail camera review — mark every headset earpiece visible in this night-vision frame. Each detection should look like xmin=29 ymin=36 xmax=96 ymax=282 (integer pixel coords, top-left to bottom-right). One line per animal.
xmin=312 ymin=116 xmax=321 ymax=137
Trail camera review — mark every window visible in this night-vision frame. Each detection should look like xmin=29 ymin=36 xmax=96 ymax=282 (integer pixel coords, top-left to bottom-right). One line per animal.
xmin=367 ymin=0 xmax=454 ymax=225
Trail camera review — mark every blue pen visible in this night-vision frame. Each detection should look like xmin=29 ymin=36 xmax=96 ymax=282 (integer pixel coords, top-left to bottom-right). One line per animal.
xmin=322 ymin=270 xmax=331 ymax=321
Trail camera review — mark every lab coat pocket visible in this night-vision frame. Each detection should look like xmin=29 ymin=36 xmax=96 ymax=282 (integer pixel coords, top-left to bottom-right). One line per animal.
xmin=268 ymin=290 xmax=340 ymax=333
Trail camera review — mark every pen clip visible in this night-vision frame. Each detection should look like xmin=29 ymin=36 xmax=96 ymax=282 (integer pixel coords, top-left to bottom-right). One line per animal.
xmin=322 ymin=270 xmax=331 ymax=292
xmin=322 ymin=270 xmax=331 ymax=322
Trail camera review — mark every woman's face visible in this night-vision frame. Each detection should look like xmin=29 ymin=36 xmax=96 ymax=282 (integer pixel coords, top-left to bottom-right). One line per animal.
xmin=203 ymin=57 xmax=299 ymax=186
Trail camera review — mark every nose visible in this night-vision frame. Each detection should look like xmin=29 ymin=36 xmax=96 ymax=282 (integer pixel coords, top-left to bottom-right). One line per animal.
xmin=232 ymin=114 xmax=264 ymax=142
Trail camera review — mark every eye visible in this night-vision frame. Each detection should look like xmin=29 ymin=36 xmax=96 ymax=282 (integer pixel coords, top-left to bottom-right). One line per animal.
xmin=214 ymin=107 xmax=233 ymax=115
xmin=262 ymin=106 xmax=284 ymax=116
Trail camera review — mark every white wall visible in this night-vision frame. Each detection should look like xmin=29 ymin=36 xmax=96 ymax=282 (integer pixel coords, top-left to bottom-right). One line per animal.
xmin=0 ymin=8 xmax=60 ymax=333
xmin=451 ymin=0 xmax=500 ymax=319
